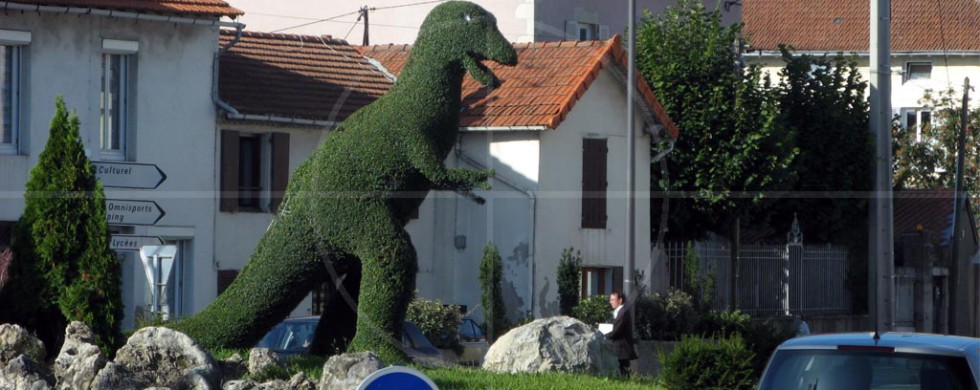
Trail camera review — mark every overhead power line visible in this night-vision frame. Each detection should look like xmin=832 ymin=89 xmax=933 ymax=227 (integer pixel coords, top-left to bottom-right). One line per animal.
xmin=270 ymin=10 xmax=361 ymax=33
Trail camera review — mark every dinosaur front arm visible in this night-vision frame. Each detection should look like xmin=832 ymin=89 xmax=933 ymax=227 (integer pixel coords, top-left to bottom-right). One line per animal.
xmin=404 ymin=131 xmax=493 ymax=191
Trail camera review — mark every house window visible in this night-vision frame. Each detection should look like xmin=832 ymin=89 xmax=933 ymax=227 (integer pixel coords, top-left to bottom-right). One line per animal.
xmin=582 ymin=138 xmax=607 ymax=229
xmin=905 ymin=62 xmax=932 ymax=82
xmin=581 ymin=266 xmax=623 ymax=298
xmin=901 ymin=107 xmax=932 ymax=142
xmin=0 ymin=30 xmax=29 ymax=155
xmin=564 ymin=21 xmax=610 ymax=41
xmin=220 ymin=130 xmax=290 ymax=213
xmin=100 ymin=53 xmax=132 ymax=160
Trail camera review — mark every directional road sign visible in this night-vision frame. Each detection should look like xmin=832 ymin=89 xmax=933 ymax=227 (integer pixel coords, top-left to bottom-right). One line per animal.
xmin=93 ymin=161 xmax=167 ymax=189
xmin=110 ymin=235 xmax=164 ymax=251
xmin=106 ymin=199 xmax=166 ymax=226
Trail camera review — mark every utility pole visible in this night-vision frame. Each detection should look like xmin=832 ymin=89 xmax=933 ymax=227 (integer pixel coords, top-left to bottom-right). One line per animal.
xmin=626 ymin=0 xmax=637 ymax=332
xmin=359 ymin=6 xmax=370 ymax=46
xmin=950 ymin=78 xmax=970 ymax=334
xmin=869 ymin=0 xmax=894 ymax=333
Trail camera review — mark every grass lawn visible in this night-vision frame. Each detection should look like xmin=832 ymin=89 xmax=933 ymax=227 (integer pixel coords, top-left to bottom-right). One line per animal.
xmin=213 ymin=349 xmax=663 ymax=389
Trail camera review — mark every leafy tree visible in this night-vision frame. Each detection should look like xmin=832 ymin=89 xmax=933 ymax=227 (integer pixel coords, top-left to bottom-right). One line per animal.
xmin=480 ymin=242 xmax=508 ymax=341
xmin=557 ymin=247 xmax=582 ymax=316
xmin=893 ymin=87 xmax=980 ymax=214
xmin=0 ymin=97 xmax=123 ymax=354
xmin=637 ymin=0 xmax=796 ymax=239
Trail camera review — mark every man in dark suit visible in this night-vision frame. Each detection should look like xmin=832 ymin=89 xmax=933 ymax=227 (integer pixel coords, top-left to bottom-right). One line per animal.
xmin=606 ymin=291 xmax=637 ymax=376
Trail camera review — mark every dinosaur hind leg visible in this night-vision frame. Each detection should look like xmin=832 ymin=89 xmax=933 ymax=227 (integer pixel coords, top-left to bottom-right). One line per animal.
xmin=346 ymin=222 xmax=418 ymax=364
xmin=170 ymin=212 xmax=334 ymax=349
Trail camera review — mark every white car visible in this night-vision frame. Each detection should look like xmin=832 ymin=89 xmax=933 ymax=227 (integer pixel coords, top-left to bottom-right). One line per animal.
xmin=757 ymin=332 xmax=980 ymax=390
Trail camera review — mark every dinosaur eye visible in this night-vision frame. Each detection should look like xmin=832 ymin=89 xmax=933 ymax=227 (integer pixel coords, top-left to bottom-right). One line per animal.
xmin=463 ymin=13 xmax=472 ymax=22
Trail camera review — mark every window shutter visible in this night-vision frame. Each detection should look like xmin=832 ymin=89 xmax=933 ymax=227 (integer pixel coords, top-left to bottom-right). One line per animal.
xmin=217 ymin=269 xmax=239 ymax=295
xmin=220 ymin=130 xmax=240 ymax=212
xmin=612 ymin=266 xmax=624 ymax=295
xmin=581 ymin=138 xmax=607 ymax=228
xmin=270 ymin=132 xmax=290 ymax=213
xmin=565 ymin=21 xmax=579 ymax=41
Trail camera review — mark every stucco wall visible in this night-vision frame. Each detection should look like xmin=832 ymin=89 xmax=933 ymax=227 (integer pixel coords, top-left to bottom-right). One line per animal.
xmin=0 ymin=12 xmax=220 ymax=328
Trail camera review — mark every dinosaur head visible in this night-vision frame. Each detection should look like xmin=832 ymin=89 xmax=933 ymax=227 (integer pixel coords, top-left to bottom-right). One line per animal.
xmin=415 ymin=1 xmax=517 ymax=87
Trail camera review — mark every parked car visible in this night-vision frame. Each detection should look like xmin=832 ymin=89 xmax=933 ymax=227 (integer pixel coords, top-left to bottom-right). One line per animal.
xmin=457 ymin=317 xmax=490 ymax=365
xmin=757 ymin=332 xmax=980 ymax=390
xmin=255 ymin=316 xmax=441 ymax=361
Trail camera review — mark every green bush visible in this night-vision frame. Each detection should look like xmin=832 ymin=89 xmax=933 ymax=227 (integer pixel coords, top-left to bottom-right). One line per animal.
xmin=0 ymin=97 xmax=123 ymax=355
xmin=572 ymin=295 xmax=610 ymax=329
xmin=696 ymin=309 xmax=751 ymax=338
xmin=479 ymin=242 xmax=508 ymax=342
xmin=659 ymin=335 xmax=756 ymax=390
xmin=740 ymin=318 xmax=795 ymax=377
xmin=557 ymin=248 xmax=581 ymax=316
xmin=406 ymin=294 xmax=462 ymax=354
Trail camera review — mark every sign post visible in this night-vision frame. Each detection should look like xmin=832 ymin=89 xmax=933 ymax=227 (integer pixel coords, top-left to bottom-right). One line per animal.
xmin=139 ymin=245 xmax=177 ymax=319
xmin=93 ymin=161 xmax=167 ymax=189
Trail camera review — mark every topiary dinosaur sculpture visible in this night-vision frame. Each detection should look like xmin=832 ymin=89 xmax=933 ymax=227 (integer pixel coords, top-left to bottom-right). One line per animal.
xmin=172 ymin=1 xmax=516 ymax=364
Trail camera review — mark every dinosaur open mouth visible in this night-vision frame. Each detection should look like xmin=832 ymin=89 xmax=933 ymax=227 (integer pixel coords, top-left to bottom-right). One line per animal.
xmin=463 ymin=52 xmax=498 ymax=87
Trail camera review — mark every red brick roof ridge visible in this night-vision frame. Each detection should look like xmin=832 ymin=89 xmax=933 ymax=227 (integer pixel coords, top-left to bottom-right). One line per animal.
xmin=8 ymin=0 xmax=243 ymax=17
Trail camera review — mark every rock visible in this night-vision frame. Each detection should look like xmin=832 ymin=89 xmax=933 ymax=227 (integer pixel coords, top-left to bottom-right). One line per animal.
xmin=53 ymin=321 xmax=107 ymax=390
xmin=0 ymin=354 xmax=54 ymax=389
xmin=90 ymin=362 xmax=143 ymax=390
xmin=318 ymin=352 xmax=384 ymax=390
xmin=102 ymin=326 xmax=220 ymax=389
xmin=481 ymin=316 xmax=618 ymax=375
xmin=222 ymin=380 xmax=259 ymax=390
xmin=287 ymin=372 xmax=317 ymax=390
xmin=246 ymin=348 xmax=283 ymax=376
xmin=0 ymin=323 xmax=46 ymax=365
xmin=218 ymin=353 xmax=247 ymax=381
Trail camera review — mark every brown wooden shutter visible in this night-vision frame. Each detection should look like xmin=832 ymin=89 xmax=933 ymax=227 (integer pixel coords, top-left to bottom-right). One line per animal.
xmin=217 ymin=269 xmax=239 ymax=295
xmin=270 ymin=132 xmax=290 ymax=213
xmin=612 ymin=266 xmax=624 ymax=295
xmin=220 ymin=130 xmax=240 ymax=212
xmin=581 ymin=138 xmax=607 ymax=228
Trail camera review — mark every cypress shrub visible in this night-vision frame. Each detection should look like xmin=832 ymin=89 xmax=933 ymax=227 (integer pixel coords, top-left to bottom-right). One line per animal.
xmin=659 ymin=335 xmax=756 ymax=390
xmin=479 ymin=242 xmax=508 ymax=341
xmin=557 ymin=248 xmax=581 ymax=316
xmin=0 ymin=97 xmax=123 ymax=354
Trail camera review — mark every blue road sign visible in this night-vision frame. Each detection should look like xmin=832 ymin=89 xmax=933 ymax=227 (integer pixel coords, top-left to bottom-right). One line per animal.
xmin=357 ymin=366 xmax=438 ymax=390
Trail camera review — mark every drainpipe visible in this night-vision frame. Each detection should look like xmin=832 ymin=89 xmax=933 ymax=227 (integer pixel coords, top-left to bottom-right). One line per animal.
xmin=456 ymin=149 xmax=537 ymax=319
xmin=210 ymin=24 xmax=243 ymax=272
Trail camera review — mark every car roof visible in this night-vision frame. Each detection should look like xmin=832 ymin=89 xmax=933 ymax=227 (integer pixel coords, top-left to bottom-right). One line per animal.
xmin=780 ymin=332 xmax=980 ymax=355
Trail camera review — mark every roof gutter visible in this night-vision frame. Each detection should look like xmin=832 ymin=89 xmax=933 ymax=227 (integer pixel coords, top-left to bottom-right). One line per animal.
xmin=461 ymin=126 xmax=550 ymax=132
xmin=746 ymin=49 xmax=980 ymax=58
xmin=0 ymin=2 xmax=245 ymax=28
xmin=224 ymin=113 xmax=340 ymax=128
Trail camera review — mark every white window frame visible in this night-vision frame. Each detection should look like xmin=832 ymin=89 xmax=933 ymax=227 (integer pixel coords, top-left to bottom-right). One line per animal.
xmin=900 ymin=107 xmax=933 ymax=142
xmin=904 ymin=62 xmax=932 ymax=83
xmin=100 ymin=39 xmax=137 ymax=161
xmin=0 ymin=30 xmax=29 ymax=155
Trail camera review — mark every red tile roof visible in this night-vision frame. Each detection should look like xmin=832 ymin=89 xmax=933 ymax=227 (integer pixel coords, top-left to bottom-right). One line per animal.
xmin=356 ymin=35 xmax=679 ymax=138
xmin=893 ymin=189 xmax=976 ymax=246
xmin=7 ymin=0 xmax=242 ymax=17
xmin=743 ymin=0 xmax=980 ymax=52
xmin=218 ymin=30 xmax=393 ymax=123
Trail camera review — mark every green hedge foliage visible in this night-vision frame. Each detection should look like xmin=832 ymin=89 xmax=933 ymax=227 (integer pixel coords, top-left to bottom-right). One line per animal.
xmin=406 ymin=294 xmax=463 ymax=354
xmin=172 ymin=1 xmax=516 ymax=365
xmin=572 ymin=295 xmax=610 ymax=329
xmin=659 ymin=335 xmax=756 ymax=390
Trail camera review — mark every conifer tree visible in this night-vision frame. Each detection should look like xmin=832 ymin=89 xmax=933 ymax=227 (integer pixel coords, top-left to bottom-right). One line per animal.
xmin=0 ymin=97 xmax=123 ymax=353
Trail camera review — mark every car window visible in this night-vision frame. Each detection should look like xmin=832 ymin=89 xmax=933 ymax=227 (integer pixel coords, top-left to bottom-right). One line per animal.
xmin=460 ymin=319 xmax=484 ymax=341
xmin=759 ymin=349 xmax=977 ymax=390
xmin=256 ymin=320 xmax=317 ymax=352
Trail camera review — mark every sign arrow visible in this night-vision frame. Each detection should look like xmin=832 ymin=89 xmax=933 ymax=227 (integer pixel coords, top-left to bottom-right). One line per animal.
xmin=110 ymin=235 xmax=165 ymax=251
xmin=93 ymin=161 xmax=167 ymax=189
xmin=105 ymin=199 xmax=166 ymax=226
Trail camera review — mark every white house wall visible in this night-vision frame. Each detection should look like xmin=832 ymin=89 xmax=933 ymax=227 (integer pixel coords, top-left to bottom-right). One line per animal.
xmin=214 ymin=122 xmax=330 ymax=317
xmin=747 ymin=54 xmax=980 ymax=112
xmin=536 ymin=70 xmax=653 ymax=316
xmin=0 ymin=13 xmax=219 ymax=329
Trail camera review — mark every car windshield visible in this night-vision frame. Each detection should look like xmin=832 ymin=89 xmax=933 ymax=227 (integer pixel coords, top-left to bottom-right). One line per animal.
xmin=255 ymin=320 xmax=317 ymax=353
xmin=402 ymin=321 xmax=436 ymax=351
xmin=759 ymin=349 xmax=977 ymax=390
